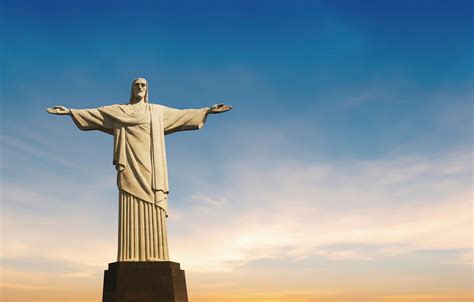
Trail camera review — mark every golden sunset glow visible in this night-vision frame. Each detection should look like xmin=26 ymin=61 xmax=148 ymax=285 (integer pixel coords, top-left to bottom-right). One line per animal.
xmin=1 ymin=0 xmax=472 ymax=301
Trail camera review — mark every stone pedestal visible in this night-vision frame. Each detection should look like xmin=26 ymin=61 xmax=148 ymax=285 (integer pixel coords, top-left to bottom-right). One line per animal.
xmin=102 ymin=261 xmax=188 ymax=302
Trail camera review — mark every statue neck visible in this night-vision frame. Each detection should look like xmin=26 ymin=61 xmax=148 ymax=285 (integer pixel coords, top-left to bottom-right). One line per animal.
xmin=131 ymin=97 xmax=146 ymax=104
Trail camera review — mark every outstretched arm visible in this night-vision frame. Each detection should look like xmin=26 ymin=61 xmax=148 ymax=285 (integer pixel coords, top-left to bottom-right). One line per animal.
xmin=46 ymin=105 xmax=114 ymax=135
xmin=162 ymin=103 xmax=232 ymax=135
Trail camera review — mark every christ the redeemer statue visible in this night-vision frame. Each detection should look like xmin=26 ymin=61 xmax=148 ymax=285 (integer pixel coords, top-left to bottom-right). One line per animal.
xmin=47 ymin=78 xmax=232 ymax=262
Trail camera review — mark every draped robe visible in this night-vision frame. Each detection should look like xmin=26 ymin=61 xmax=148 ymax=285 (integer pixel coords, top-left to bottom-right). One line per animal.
xmin=70 ymin=102 xmax=208 ymax=261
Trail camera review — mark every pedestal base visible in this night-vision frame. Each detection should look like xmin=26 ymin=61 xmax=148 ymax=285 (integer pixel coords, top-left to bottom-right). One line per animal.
xmin=102 ymin=261 xmax=188 ymax=302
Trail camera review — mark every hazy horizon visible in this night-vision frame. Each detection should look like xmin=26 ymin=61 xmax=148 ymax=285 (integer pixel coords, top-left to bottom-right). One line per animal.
xmin=1 ymin=1 xmax=472 ymax=301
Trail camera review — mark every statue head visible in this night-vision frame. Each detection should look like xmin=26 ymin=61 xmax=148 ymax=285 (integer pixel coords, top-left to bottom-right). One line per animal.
xmin=130 ymin=78 xmax=149 ymax=104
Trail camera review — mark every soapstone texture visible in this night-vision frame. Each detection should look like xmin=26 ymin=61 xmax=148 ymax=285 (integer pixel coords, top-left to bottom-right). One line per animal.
xmin=47 ymin=78 xmax=231 ymax=262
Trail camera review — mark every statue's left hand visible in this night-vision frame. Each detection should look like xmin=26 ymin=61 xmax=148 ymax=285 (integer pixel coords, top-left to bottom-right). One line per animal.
xmin=46 ymin=106 xmax=71 ymax=115
xmin=208 ymin=103 xmax=232 ymax=114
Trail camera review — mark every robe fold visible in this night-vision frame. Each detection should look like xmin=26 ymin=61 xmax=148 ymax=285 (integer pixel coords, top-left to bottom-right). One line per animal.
xmin=70 ymin=102 xmax=208 ymax=261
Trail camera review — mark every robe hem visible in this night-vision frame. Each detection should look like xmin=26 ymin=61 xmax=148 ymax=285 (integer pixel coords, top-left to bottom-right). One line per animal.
xmin=118 ymin=189 xmax=168 ymax=215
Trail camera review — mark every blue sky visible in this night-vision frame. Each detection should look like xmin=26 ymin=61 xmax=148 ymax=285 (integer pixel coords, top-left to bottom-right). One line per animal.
xmin=1 ymin=1 xmax=473 ymax=301
xmin=2 ymin=0 xmax=472 ymax=158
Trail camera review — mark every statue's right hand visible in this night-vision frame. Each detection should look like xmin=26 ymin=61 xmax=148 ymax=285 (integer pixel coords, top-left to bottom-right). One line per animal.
xmin=46 ymin=106 xmax=71 ymax=115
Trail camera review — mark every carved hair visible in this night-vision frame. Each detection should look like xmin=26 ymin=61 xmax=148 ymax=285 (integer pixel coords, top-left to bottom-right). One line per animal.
xmin=129 ymin=78 xmax=149 ymax=103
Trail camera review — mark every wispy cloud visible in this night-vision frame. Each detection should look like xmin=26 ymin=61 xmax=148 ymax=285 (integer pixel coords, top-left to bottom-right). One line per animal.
xmin=0 ymin=82 xmax=471 ymax=300
xmin=0 ymin=128 xmax=92 ymax=172
xmin=170 ymin=148 xmax=472 ymax=272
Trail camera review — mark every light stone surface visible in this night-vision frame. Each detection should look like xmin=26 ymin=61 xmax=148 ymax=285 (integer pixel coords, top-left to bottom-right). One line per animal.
xmin=47 ymin=78 xmax=231 ymax=261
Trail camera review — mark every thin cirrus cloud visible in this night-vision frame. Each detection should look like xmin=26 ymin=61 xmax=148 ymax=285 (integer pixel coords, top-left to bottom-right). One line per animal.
xmin=169 ymin=145 xmax=471 ymax=272
xmin=1 ymin=126 xmax=470 ymax=266
xmin=1 ymin=1 xmax=472 ymax=302
xmin=0 ymin=79 xmax=472 ymax=302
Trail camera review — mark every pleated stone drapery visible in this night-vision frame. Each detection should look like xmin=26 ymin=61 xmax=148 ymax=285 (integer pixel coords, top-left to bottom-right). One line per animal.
xmin=117 ymin=190 xmax=169 ymax=261
xmin=70 ymin=102 xmax=208 ymax=262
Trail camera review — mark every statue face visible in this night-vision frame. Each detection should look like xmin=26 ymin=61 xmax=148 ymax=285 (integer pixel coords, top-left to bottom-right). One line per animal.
xmin=133 ymin=79 xmax=147 ymax=102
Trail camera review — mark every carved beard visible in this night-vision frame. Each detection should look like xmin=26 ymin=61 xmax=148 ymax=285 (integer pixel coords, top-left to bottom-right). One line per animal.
xmin=135 ymin=91 xmax=146 ymax=101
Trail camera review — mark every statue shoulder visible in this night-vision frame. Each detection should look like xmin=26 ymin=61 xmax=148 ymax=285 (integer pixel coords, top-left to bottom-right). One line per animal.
xmin=99 ymin=103 xmax=128 ymax=110
xmin=95 ymin=103 xmax=131 ymax=119
xmin=149 ymin=103 xmax=167 ymax=112
xmin=149 ymin=103 xmax=163 ymax=108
